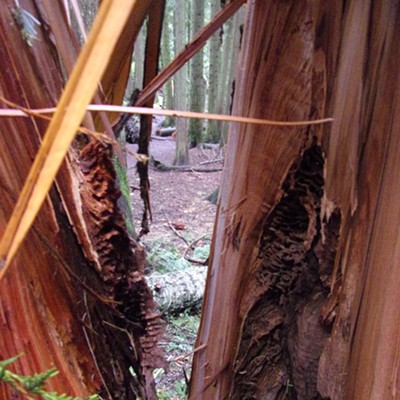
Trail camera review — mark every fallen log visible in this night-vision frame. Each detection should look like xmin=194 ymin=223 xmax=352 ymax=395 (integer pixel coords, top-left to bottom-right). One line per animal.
xmin=155 ymin=127 xmax=176 ymax=136
xmin=150 ymin=157 xmax=222 ymax=172
xmin=146 ymin=267 xmax=207 ymax=314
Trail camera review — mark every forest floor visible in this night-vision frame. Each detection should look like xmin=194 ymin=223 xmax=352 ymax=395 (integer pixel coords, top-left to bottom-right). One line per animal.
xmin=126 ymin=133 xmax=223 ymax=398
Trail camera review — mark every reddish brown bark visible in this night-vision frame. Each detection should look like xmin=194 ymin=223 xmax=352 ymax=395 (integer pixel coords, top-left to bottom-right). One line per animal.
xmin=0 ymin=1 xmax=164 ymax=399
xmin=191 ymin=0 xmax=400 ymax=399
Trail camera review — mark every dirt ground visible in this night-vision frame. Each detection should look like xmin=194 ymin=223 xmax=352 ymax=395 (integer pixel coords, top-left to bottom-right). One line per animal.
xmin=126 ymin=136 xmax=222 ymax=253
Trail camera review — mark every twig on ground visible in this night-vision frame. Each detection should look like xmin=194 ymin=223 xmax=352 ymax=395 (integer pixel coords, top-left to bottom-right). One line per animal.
xmin=199 ymin=158 xmax=223 ymax=165
xmin=165 ymin=213 xmax=190 ymax=245
xmin=151 ymin=157 xmax=223 ymax=172
xmin=169 ymin=343 xmax=207 ymax=364
xmin=216 ymin=145 xmax=226 ymax=161
xmin=183 ymin=233 xmax=211 ymax=264
xmin=199 ymin=144 xmax=213 ymax=161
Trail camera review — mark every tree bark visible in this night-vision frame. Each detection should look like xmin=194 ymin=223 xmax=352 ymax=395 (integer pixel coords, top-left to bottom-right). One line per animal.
xmin=160 ymin=0 xmax=175 ymax=125
xmin=217 ymin=6 xmax=243 ymax=144
xmin=173 ymin=0 xmax=189 ymax=165
xmin=188 ymin=0 xmax=206 ymax=147
xmin=134 ymin=24 xmax=146 ymax=90
xmin=0 ymin=2 xmax=165 ymax=399
xmin=68 ymin=0 xmax=99 ymax=44
xmin=191 ymin=0 xmax=400 ymax=399
xmin=205 ymin=1 xmax=222 ymax=143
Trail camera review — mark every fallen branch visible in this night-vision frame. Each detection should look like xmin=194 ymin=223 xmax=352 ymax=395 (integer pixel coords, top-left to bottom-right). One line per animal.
xmin=151 ymin=158 xmax=222 ymax=173
xmin=0 ymin=104 xmax=334 ymax=127
xmin=169 ymin=343 xmax=207 ymax=364
xmin=165 ymin=214 xmax=189 ymax=246
xmin=184 ymin=233 xmax=211 ymax=265
xmin=156 ymin=127 xmax=176 ymax=136
xmin=199 ymin=158 xmax=223 ymax=165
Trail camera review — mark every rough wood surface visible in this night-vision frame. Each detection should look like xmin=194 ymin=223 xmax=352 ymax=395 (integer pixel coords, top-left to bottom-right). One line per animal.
xmin=191 ymin=0 xmax=400 ymax=399
xmin=318 ymin=2 xmax=400 ymax=399
xmin=190 ymin=1 xmax=322 ymax=398
xmin=0 ymin=2 xmax=165 ymax=399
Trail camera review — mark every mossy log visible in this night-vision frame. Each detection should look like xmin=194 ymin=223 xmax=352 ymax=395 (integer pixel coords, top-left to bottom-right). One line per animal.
xmin=146 ymin=267 xmax=207 ymax=313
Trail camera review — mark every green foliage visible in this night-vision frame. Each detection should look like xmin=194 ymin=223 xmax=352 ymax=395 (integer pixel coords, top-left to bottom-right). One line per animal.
xmin=167 ymin=312 xmax=200 ymax=354
xmin=192 ymin=244 xmax=210 ymax=262
xmin=157 ymin=373 xmax=188 ymax=399
xmin=156 ymin=312 xmax=200 ymax=399
xmin=157 ymin=380 xmax=187 ymax=399
xmin=113 ymin=155 xmax=135 ymax=238
xmin=0 ymin=355 xmax=98 ymax=400
xmin=147 ymin=241 xmax=190 ymax=273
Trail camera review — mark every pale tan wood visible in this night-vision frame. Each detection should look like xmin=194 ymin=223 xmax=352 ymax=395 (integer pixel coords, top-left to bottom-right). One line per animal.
xmin=0 ymin=104 xmax=334 ymax=126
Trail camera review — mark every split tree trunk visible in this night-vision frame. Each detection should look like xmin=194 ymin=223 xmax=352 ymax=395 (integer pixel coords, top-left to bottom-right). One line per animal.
xmin=0 ymin=2 xmax=165 ymax=399
xmin=191 ymin=1 xmax=400 ymax=399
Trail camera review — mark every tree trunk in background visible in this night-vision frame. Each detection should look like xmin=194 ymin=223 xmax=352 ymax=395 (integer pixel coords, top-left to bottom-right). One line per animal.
xmin=205 ymin=1 xmax=222 ymax=143
xmin=191 ymin=1 xmax=400 ymax=399
xmin=188 ymin=0 xmax=206 ymax=147
xmin=68 ymin=0 xmax=98 ymax=44
xmin=134 ymin=24 xmax=146 ymax=90
xmin=0 ymin=2 xmax=164 ymax=399
xmin=79 ymin=0 xmax=98 ymax=33
xmin=173 ymin=0 xmax=189 ymax=165
xmin=160 ymin=0 xmax=175 ymax=126
xmin=217 ymin=6 xmax=243 ymax=144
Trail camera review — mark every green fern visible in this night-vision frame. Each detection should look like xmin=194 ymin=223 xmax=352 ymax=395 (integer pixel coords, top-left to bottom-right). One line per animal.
xmin=0 ymin=355 xmax=99 ymax=400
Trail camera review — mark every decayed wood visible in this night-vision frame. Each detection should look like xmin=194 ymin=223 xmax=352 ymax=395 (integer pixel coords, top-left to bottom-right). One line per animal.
xmin=0 ymin=1 xmax=165 ymax=399
xmin=190 ymin=2 xmax=323 ymax=397
xmin=0 ymin=2 xmax=100 ymax=397
xmin=1 ymin=0 xmax=143 ymax=275
xmin=191 ymin=1 xmax=400 ymax=399
xmin=150 ymin=157 xmax=222 ymax=173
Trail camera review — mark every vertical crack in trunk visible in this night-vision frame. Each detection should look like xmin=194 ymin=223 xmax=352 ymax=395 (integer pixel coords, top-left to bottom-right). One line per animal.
xmin=79 ymin=139 xmax=165 ymax=399
xmin=231 ymin=142 xmax=341 ymax=400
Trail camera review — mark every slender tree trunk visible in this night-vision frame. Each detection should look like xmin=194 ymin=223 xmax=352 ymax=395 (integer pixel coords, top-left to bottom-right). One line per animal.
xmin=68 ymin=0 xmax=98 ymax=44
xmin=134 ymin=24 xmax=146 ymax=90
xmin=79 ymin=0 xmax=98 ymax=33
xmin=217 ymin=7 xmax=244 ymax=144
xmin=188 ymin=0 xmax=206 ymax=147
xmin=160 ymin=0 xmax=175 ymax=125
xmin=205 ymin=1 xmax=222 ymax=143
xmin=173 ymin=0 xmax=189 ymax=165
xmin=191 ymin=0 xmax=400 ymax=399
